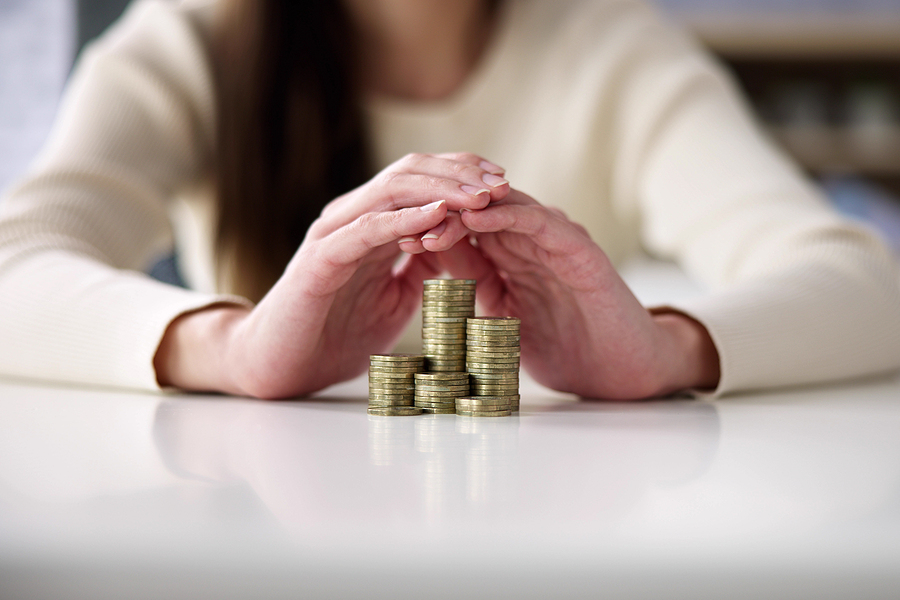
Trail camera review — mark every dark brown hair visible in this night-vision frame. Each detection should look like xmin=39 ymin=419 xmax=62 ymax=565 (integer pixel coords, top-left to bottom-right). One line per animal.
xmin=210 ymin=0 xmax=370 ymax=301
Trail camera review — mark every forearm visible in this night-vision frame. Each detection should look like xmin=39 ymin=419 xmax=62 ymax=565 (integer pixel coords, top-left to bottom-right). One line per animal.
xmin=0 ymin=252 xmax=252 ymax=390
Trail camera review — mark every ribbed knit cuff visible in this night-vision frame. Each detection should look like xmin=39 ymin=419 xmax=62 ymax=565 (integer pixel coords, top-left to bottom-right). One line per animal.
xmin=664 ymin=267 xmax=900 ymax=398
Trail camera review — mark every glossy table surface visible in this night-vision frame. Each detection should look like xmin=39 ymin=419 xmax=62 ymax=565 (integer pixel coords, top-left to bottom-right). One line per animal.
xmin=2 ymin=260 xmax=899 ymax=600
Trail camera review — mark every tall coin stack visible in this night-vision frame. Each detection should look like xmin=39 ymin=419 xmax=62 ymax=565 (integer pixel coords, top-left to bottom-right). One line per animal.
xmin=414 ymin=372 xmax=469 ymax=414
xmin=465 ymin=317 xmax=521 ymax=413
xmin=421 ymin=279 xmax=476 ymax=372
xmin=368 ymin=354 xmax=425 ymax=416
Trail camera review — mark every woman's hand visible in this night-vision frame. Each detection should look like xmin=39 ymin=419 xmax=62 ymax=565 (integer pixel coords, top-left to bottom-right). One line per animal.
xmin=155 ymin=153 xmax=509 ymax=398
xmin=438 ymin=189 xmax=720 ymax=399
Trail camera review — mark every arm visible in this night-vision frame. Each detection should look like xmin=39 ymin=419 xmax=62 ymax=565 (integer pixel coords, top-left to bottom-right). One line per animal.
xmin=438 ymin=189 xmax=718 ymax=400
xmin=615 ymin=13 xmax=900 ymax=394
xmin=437 ymin=2 xmax=899 ymax=398
xmin=0 ymin=1 xmax=250 ymax=390
xmin=154 ymin=152 xmax=509 ymax=398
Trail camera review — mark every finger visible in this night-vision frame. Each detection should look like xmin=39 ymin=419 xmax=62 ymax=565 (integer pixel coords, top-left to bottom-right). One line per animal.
xmin=315 ymin=170 xmax=501 ymax=239
xmin=460 ymin=203 xmax=586 ymax=255
xmin=386 ymin=153 xmax=509 ymax=204
xmin=474 ymin=231 xmax=540 ymax=273
xmin=421 ymin=211 xmax=470 ymax=252
xmin=312 ymin=154 xmax=510 ymax=243
xmin=435 ymin=238 xmax=507 ymax=311
xmin=433 ymin=152 xmax=506 ymax=175
xmin=397 ymin=235 xmax=426 ymax=254
xmin=317 ymin=200 xmax=448 ymax=272
xmin=482 ymin=187 xmax=540 ymax=207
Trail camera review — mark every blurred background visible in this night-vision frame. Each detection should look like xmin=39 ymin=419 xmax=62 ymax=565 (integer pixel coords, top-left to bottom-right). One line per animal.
xmin=2 ymin=0 xmax=899 ymax=251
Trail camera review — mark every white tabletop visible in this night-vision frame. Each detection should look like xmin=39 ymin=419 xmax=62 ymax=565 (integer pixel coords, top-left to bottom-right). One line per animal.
xmin=2 ymin=260 xmax=899 ymax=600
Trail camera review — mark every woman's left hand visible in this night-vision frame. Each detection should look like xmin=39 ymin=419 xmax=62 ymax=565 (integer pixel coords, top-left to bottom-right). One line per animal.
xmin=438 ymin=189 xmax=720 ymax=399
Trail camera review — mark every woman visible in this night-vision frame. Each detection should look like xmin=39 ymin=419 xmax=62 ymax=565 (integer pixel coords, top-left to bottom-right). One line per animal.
xmin=0 ymin=0 xmax=898 ymax=399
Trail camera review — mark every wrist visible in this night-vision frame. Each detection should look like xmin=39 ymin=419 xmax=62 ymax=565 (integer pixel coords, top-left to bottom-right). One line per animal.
xmin=154 ymin=304 xmax=252 ymax=395
xmin=650 ymin=309 xmax=721 ymax=396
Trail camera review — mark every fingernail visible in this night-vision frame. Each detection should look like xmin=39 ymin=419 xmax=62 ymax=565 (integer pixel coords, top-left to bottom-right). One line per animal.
xmin=461 ymin=185 xmax=490 ymax=197
xmin=482 ymin=173 xmax=508 ymax=187
xmin=421 ymin=221 xmax=447 ymax=241
xmin=479 ymin=159 xmax=505 ymax=174
xmin=398 ymin=236 xmax=417 ymax=244
xmin=460 ymin=208 xmax=472 ymax=214
xmin=421 ymin=200 xmax=445 ymax=211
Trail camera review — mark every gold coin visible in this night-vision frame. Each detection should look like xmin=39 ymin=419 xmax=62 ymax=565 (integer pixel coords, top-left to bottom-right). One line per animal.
xmin=467 ymin=317 xmax=520 ymax=324
xmin=423 ymin=315 xmax=474 ymax=321
xmin=369 ymin=387 xmax=416 ymax=394
xmin=465 ymin=339 xmax=520 ymax=347
xmin=422 ymin=301 xmax=475 ymax=307
xmin=465 ymin=347 xmax=521 ymax=354
xmin=415 ymin=373 xmax=469 ymax=381
xmin=456 ymin=398 xmax=511 ymax=407
xmin=415 ymin=383 xmax=470 ymax=390
xmin=421 ymin=408 xmax=457 ymax=415
xmin=368 ymin=407 xmax=423 ymax=416
xmin=456 ymin=410 xmax=512 ymax=417
xmin=370 ymin=354 xmax=425 ymax=361
xmin=463 ymin=394 xmax=520 ymax=402
xmin=423 ymin=278 xmax=476 ymax=285
xmin=466 ymin=329 xmax=520 ymax=336
xmin=415 ymin=387 xmax=469 ymax=394
xmin=368 ymin=400 xmax=415 ymax=407
xmin=466 ymin=361 xmax=520 ymax=368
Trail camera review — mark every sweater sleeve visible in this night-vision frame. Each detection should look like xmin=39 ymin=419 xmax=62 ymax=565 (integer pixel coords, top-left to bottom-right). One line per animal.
xmin=609 ymin=3 xmax=900 ymax=395
xmin=0 ymin=0 xmax=251 ymax=391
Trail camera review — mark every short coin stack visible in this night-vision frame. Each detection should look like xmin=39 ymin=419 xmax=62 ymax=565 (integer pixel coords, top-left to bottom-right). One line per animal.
xmin=421 ymin=279 xmax=476 ymax=372
xmin=414 ymin=372 xmax=469 ymax=414
xmin=368 ymin=354 xmax=425 ymax=416
xmin=455 ymin=396 xmax=513 ymax=417
xmin=464 ymin=317 xmax=521 ymax=414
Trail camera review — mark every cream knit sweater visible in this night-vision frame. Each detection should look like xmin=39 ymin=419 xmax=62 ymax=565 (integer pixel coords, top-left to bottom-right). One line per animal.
xmin=1 ymin=0 xmax=898 ymax=395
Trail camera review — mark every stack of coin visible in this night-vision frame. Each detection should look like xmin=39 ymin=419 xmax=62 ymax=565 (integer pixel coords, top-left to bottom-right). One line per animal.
xmin=368 ymin=354 xmax=425 ymax=416
xmin=421 ymin=279 xmax=476 ymax=372
xmin=466 ymin=317 xmax=520 ymax=412
xmin=414 ymin=372 xmax=469 ymax=414
xmin=455 ymin=396 xmax=513 ymax=417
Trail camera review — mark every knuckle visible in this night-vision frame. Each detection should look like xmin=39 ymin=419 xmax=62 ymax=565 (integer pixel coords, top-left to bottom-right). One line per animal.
xmin=424 ymin=175 xmax=445 ymax=191
xmin=447 ymin=161 xmax=469 ymax=177
xmin=455 ymin=152 xmax=480 ymax=164
xmin=402 ymin=152 xmax=428 ymax=168
xmin=306 ymin=217 xmax=326 ymax=239
xmin=355 ymin=211 xmax=378 ymax=232
xmin=377 ymin=169 xmax=402 ymax=188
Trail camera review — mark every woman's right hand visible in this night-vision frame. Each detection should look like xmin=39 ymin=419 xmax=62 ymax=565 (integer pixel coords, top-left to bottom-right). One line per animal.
xmin=154 ymin=153 xmax=508 ymax=398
